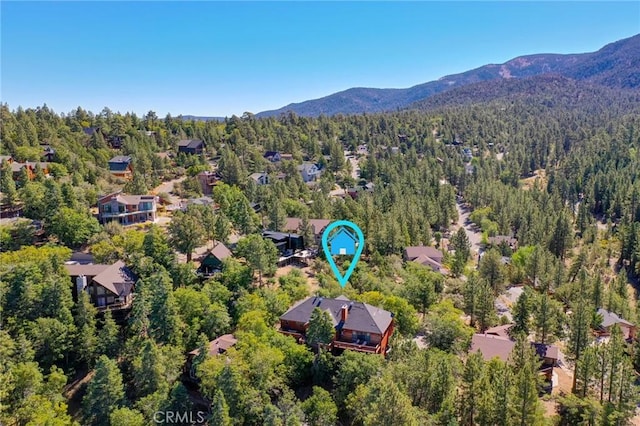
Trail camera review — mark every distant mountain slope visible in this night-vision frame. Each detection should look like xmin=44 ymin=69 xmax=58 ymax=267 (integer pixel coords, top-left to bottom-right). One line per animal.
xmin=410 ymin=74 xmax=640 ymax=114
xmin=256 ymin=34 xmax=640 ymax=118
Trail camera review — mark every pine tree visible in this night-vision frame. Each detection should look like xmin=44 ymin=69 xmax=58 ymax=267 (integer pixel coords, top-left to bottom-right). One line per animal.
xmin=83 ymin=356 xmax=125 ymax=426
xmin=533 ymin=292 xmax=561 ymax=344
xmin=508 ymin=337 xmax=544 ymax=426
xmin=569 ymin=297 xmax=593 ymax=393
xmin=210 ymin=389 xmax=231 ymax=426
xmin=74 ymin=291 xmax=97 ymax=366
xmin=459 ymin=352 xmax=484 ymax=426
xmin=97 ymin=309 xmax=120 ymax=358
xmin=511 ymin=291 xmax=531 ymax=338
xmin=306 ymin=308 xmax=335 ymax=347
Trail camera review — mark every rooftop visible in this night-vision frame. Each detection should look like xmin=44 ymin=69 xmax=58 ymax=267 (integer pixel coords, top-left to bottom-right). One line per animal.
xmin=281 ymin=296 xmax=393 ymax=335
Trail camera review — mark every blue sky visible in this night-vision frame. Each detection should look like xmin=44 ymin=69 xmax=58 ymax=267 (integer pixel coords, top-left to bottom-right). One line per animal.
xmin=2 ymin=1 xmax=639 ymax=117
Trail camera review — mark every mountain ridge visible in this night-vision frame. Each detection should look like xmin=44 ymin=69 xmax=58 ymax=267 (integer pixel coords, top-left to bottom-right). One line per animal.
xmin=255 ymin=34 xmax=640 ymax=118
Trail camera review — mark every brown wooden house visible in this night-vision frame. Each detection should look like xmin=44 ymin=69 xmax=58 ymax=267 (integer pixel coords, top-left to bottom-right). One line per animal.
xmin=279 ymin=296 xmax=394 ymax=355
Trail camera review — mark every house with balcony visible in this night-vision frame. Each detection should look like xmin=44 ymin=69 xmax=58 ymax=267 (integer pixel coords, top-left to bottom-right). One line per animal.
xmin=279 ymin=296 xmax=394 ymax=355
xmin=196 ymin=171 xmax=221 ymax=195
xmin=97 ymin=191 xmax=158 ymax=225
xmin=283 ymin=218 xmax=331 ymax=246
xmin=178 ymin=139 xmax=205 ymax=155
xmin=108 ymin=155 xmax=133 ymax=180
xmin=65 ymin=260 xmax=136 ymax=310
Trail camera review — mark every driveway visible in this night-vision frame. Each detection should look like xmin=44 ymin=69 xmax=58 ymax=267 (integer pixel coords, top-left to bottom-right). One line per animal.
xmin=153 ymin=176 xmax=186 ymax=205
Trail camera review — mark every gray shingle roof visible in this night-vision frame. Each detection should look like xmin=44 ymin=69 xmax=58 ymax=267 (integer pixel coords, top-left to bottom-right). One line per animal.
xmin=280 ymin=296 xmax=393 ymax=335
xmin=597 ymin=308 xmax=635 ymax=328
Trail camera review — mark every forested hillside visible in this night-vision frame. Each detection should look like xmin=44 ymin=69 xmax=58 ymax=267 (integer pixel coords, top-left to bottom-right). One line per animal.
xmin=1 ymin=93 xmax=640 ymax=426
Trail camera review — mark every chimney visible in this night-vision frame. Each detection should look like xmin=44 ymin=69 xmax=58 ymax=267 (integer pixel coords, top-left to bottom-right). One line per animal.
xmin=341 ymin=305 xmax=348 ymax=322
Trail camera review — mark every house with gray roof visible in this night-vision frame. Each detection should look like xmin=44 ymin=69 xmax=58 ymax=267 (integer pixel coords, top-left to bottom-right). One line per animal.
xmin=97 ymin=191 xmax=158 ymax=225
xmin=108 ymin=155 xmax=133 ymax=180
xmin=65 ymin=260 xmax=136 ymax=309
xmin=596 ymin=308 xmax=637 ymax=340
xmin=297 ymin=162 xmax=321 ymax=182
xmin=403 ymin=246 xmax=445 ymax=273
xmin=279 ymin=296 xmax=394 ymax=355
xmin=177 ymin=139 xmax=205 ymax=155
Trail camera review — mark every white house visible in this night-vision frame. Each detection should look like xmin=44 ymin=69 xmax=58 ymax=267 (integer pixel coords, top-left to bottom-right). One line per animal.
xmin=297 ymin=163 xmax=321 ymax=183
xmin=249 ymin=172 xmax=269 ymax=185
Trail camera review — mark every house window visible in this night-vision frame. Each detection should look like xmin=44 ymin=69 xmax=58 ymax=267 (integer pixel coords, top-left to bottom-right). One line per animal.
xmin=353 ymin=332 xmax=371 ymax=343
xmin=102 ymin=204 xmax=111 ymax=213
xmin=118 ymin=205 xmax=125 ymax=213
xmin=96 ymin=286 xmax=105 ymax=295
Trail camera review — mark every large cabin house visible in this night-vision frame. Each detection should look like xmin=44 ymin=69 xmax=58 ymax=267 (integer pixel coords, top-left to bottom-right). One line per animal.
xmin=97 ymin=192 xmax=158 ymax=225
xmin=108 ymin=155 xmax=133 ymax=180
xmin=65 ymin=260 xmax=136 ymax=309
xmin=197 ymin=242 xmax=232 ymax=276
xmin=262 ymin=231 xmax=305 ymax=255
xmin=185 ymin=334 xmax=237 ymax=380
xmin=596 ymin=308 xmax=637 ymax=340
xmin=178 ymin=139 xmax=205 ymax=155
xmin=279 ymin=296 xmax=394 ymax=355
xmin=470 ymin=333 xmax=559 ymax=390
xmin=403 ymin=246 xmax=445 ymax=273
xmin=283 ymin=218 xmax=331 ymax=246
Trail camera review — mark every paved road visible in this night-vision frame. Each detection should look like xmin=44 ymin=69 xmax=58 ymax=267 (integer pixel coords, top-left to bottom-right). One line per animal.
xmin=344 ymin=150 xmax=360 ymax=180
xmin=454 ymin=200 xmax=483 ymax=256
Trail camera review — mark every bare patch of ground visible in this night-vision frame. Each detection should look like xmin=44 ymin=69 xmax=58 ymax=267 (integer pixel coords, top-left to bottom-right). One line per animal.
xmin=520 ymin=169 xmax=547 ymax=191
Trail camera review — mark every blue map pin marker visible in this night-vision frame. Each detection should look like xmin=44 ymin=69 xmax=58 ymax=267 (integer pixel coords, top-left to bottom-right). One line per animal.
xmin=321 ymin=220 xmax=364 ymax=287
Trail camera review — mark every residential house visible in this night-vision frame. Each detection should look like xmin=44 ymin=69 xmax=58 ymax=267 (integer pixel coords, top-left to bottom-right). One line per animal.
xmin=178 ymin=139 xmax=205 ymax=155
xmin=107 ymin=135 xmax=126 ymax=149
xmin=65 ymin=260 xmax=136 ymax=309
xmin=41 ymin=145 xmax=56 ymax=161
xmin=10 ymin=161 xmax=50 ymax=181
xmin=97 ymin=192 xmax=158 ymax=225
xmin=196 ymin=171 xmax=221 ymax=195
xmin=197 ymin=242 xmax=232 ymax=276
xmin=263 ymin=151 xmax=282 ymax=162
xmin=108 ymin=155 xmax=133 ymax=180
xmin=280 ymin=153 xmax=294 ymax=161
xmin=596 ymin=308 xmax=637 ymax=340
xmin=403 ymin=246 xmax=445 ymax=273
xmin=262 ymin=231 xmax=305 ymax=255
xmin=283 ymin=218 xmax=331 ymax=246
xmin=470 ymin=334 xmax=559 ymax=388
xmin=346 ymin=183 xmax=374 ymax=199
xmin=83 ymin=126 xmax=101 ymax=136
xmin=297 ymin=163 xmax=321 ymax=183
xmin=279 ymin=296 xmax=394 ymax=355
xmin=185 ymin=334 xmax=237 ymax=380
xmin=328 ymin=228 xmax=358 ymax=255
xmin=249 ymin=172 xmax=269 ymax=186
xmin=484 ymin=323 xmax=513 ymax=339
xmin=488 ymin=235 xmax=518 ymax=251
